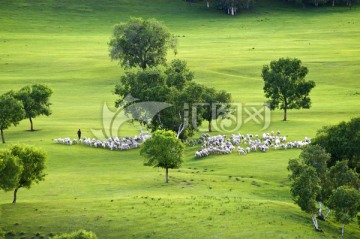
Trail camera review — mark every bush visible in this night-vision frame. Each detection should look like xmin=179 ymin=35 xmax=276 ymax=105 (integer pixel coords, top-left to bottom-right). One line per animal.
xmin=50 ymin=230 xmax=98 ymax=239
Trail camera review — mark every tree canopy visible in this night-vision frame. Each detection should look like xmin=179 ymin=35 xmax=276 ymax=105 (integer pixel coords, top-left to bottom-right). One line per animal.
xmin=313 ymin=117 xmax=360 ymax=171
xmin=6 ymin=145 xmax=47 ymax=203
xmin=0 ymin=150 xmax=23 ymax=193
xmin=15 ymin=84 xmax=53 ymax=131
xmin=288 ymin=145 xmax=331 ymax=230
xmin=140 ymin=130 xmax=184 ymax=183
xmin=328 ymin=160 xmax=360 ymax=190
xmin=262 ymin=57 xmax=315 ymax=121
xmin=115 ymin=59 xmax=231 ymax=138
xmin=290 ymin=164 xmax=322 ymax=230
xmin=328 ymin=186 xmax=360 ymax=238
xmin=288 ymin=144 xmax=360 ymax=234
xmin=110 ymin=18 xmax=233 ymax=138
xmin=201 ymin=87 xmax=232 ymax=132
xmin=109 ymin=17 xmax=177 ymax=69
xmin=0 ymin=92 xmax=25 ymax=143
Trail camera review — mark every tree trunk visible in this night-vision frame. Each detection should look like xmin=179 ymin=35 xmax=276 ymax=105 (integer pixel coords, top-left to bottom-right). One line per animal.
xmin=312 ymin=215 xmax=319 ymax=231
xmin=13 ymin=187 xmax=19 ymax=203
xmin=341 ymin=223 xmax=345 ymax=238
xmin=29 ymin=117 xmax=34 ymax=131
xmin=165 ymin=168 xmax=169 ymax=183
xmin=208 ymin=120 xmax=212 ymax=132
xmin=1 ymin=128 xmax=5 ymax=144
xmin=318 ymin=201 xmax=326 ymax=220
xmin=177 ymin=123 xmax=184 ymax=139
xmin=206 ymin=1 xmax=209 ymax=8
xmin=283 ymin=107 xmax=287 ymax=121
xmin=324 ymin=208 xmax=331 ymax=219
xmin=332 ymin=0 xmax=335 ymax=6
xmin=139 ymin=120 xmax=143 ymax=135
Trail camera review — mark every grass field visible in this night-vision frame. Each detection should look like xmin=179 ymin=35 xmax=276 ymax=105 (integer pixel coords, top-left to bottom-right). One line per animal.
xmin=1 ymin=0 xmax=360 ymax=238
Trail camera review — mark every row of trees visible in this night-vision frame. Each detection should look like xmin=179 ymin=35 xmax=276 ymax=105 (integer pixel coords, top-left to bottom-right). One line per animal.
xmin=0 ymin=84 xmax=53 ymax=143
xmin=190 ymin=0 xmax=356 ymax=14
xmin=285 ymin=0 xmax=355 ymax=7
xmin=288 ymin=117 xmax=360 ymax=237
xmin=204 ymin=0 xmax=255 ymax=15
xmin=109 ymin=17 xmax=231 ymax=139
xmin=0 ymin=145 xmax=47 ymax=204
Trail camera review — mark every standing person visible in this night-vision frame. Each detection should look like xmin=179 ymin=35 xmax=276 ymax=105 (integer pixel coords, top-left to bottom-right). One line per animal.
xmin=77 ymin=129 xmax=81 ymax=140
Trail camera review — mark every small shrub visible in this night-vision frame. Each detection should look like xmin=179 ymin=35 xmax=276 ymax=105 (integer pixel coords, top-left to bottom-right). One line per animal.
xmin=50 ymin=230 xmax=98 ymax=239
xmin=5 ymin=231 xmax=15 ymax=237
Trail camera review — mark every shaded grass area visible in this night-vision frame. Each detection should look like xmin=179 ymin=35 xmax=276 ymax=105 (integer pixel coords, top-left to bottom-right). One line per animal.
xmin=0 ymin=197 xmax=341 ymax=239
xmin=0 ymin=0 xmax=360 ymax=238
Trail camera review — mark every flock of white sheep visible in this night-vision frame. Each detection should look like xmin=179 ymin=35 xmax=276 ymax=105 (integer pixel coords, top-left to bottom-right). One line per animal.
xmin=54 ymin=130 xmax=311 ymax=157
xmin=54 ymin=134 xmax=151 ymax=151
xmin=194 ymin=131 xmax=311 ymax=158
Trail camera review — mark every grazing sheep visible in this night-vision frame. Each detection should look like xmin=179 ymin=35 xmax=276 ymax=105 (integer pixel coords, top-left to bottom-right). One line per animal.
xmin=237 ymin=147 xmax=246 ymax=155
xmin=54 ymin=134 xmax=151 ymax=151
xmin=55 ymin=130 xmax=311 ymax=158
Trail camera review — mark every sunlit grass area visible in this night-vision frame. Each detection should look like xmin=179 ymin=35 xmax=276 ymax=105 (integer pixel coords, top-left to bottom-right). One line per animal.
xmin=0 ymin=0 xmax=359 ymax=238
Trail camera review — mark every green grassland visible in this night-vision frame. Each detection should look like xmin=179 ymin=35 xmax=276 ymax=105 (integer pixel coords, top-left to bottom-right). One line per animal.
xmin=1 ymin=0 xmax=360 ymax=238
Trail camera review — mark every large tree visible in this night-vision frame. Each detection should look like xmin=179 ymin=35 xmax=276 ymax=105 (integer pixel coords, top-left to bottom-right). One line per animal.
xmin=288 ymin=145 xmax=331 ymax=224
xmin=201 ymin=87 xmax=232 ymax=132
xmin=140 ymin=130 xmax=184 ymax=183
xmin=0 ymin=92 xmax=25 ymax=143
xmin=114 ymin=59 xmax=225 ymax=139
xmin=0 ymin=150 xmax=23 ymax=194
xmin=293 ymin=145 xmax=331 ymax=219
xmin=160 ymin=59 xmax=204 ymax=138
xmin=289 ymin=164 xmax=322 ymax=231
xmin=109 ymin=17 xmax=177 ymax=69
xmin=8 ymin=145 xmax=47 ymax=203
xmin=328 ymin=186 xmax=360 ymax=238
xmin=313 ymin=117 xmax=360 ymax=171
xmin=262 ymin=58 xmax=315 ymax=121
xmin=114 ymin=67 xmax=173 ymax=136
xmin=15 ymin=84 xmax=53 ymax=131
